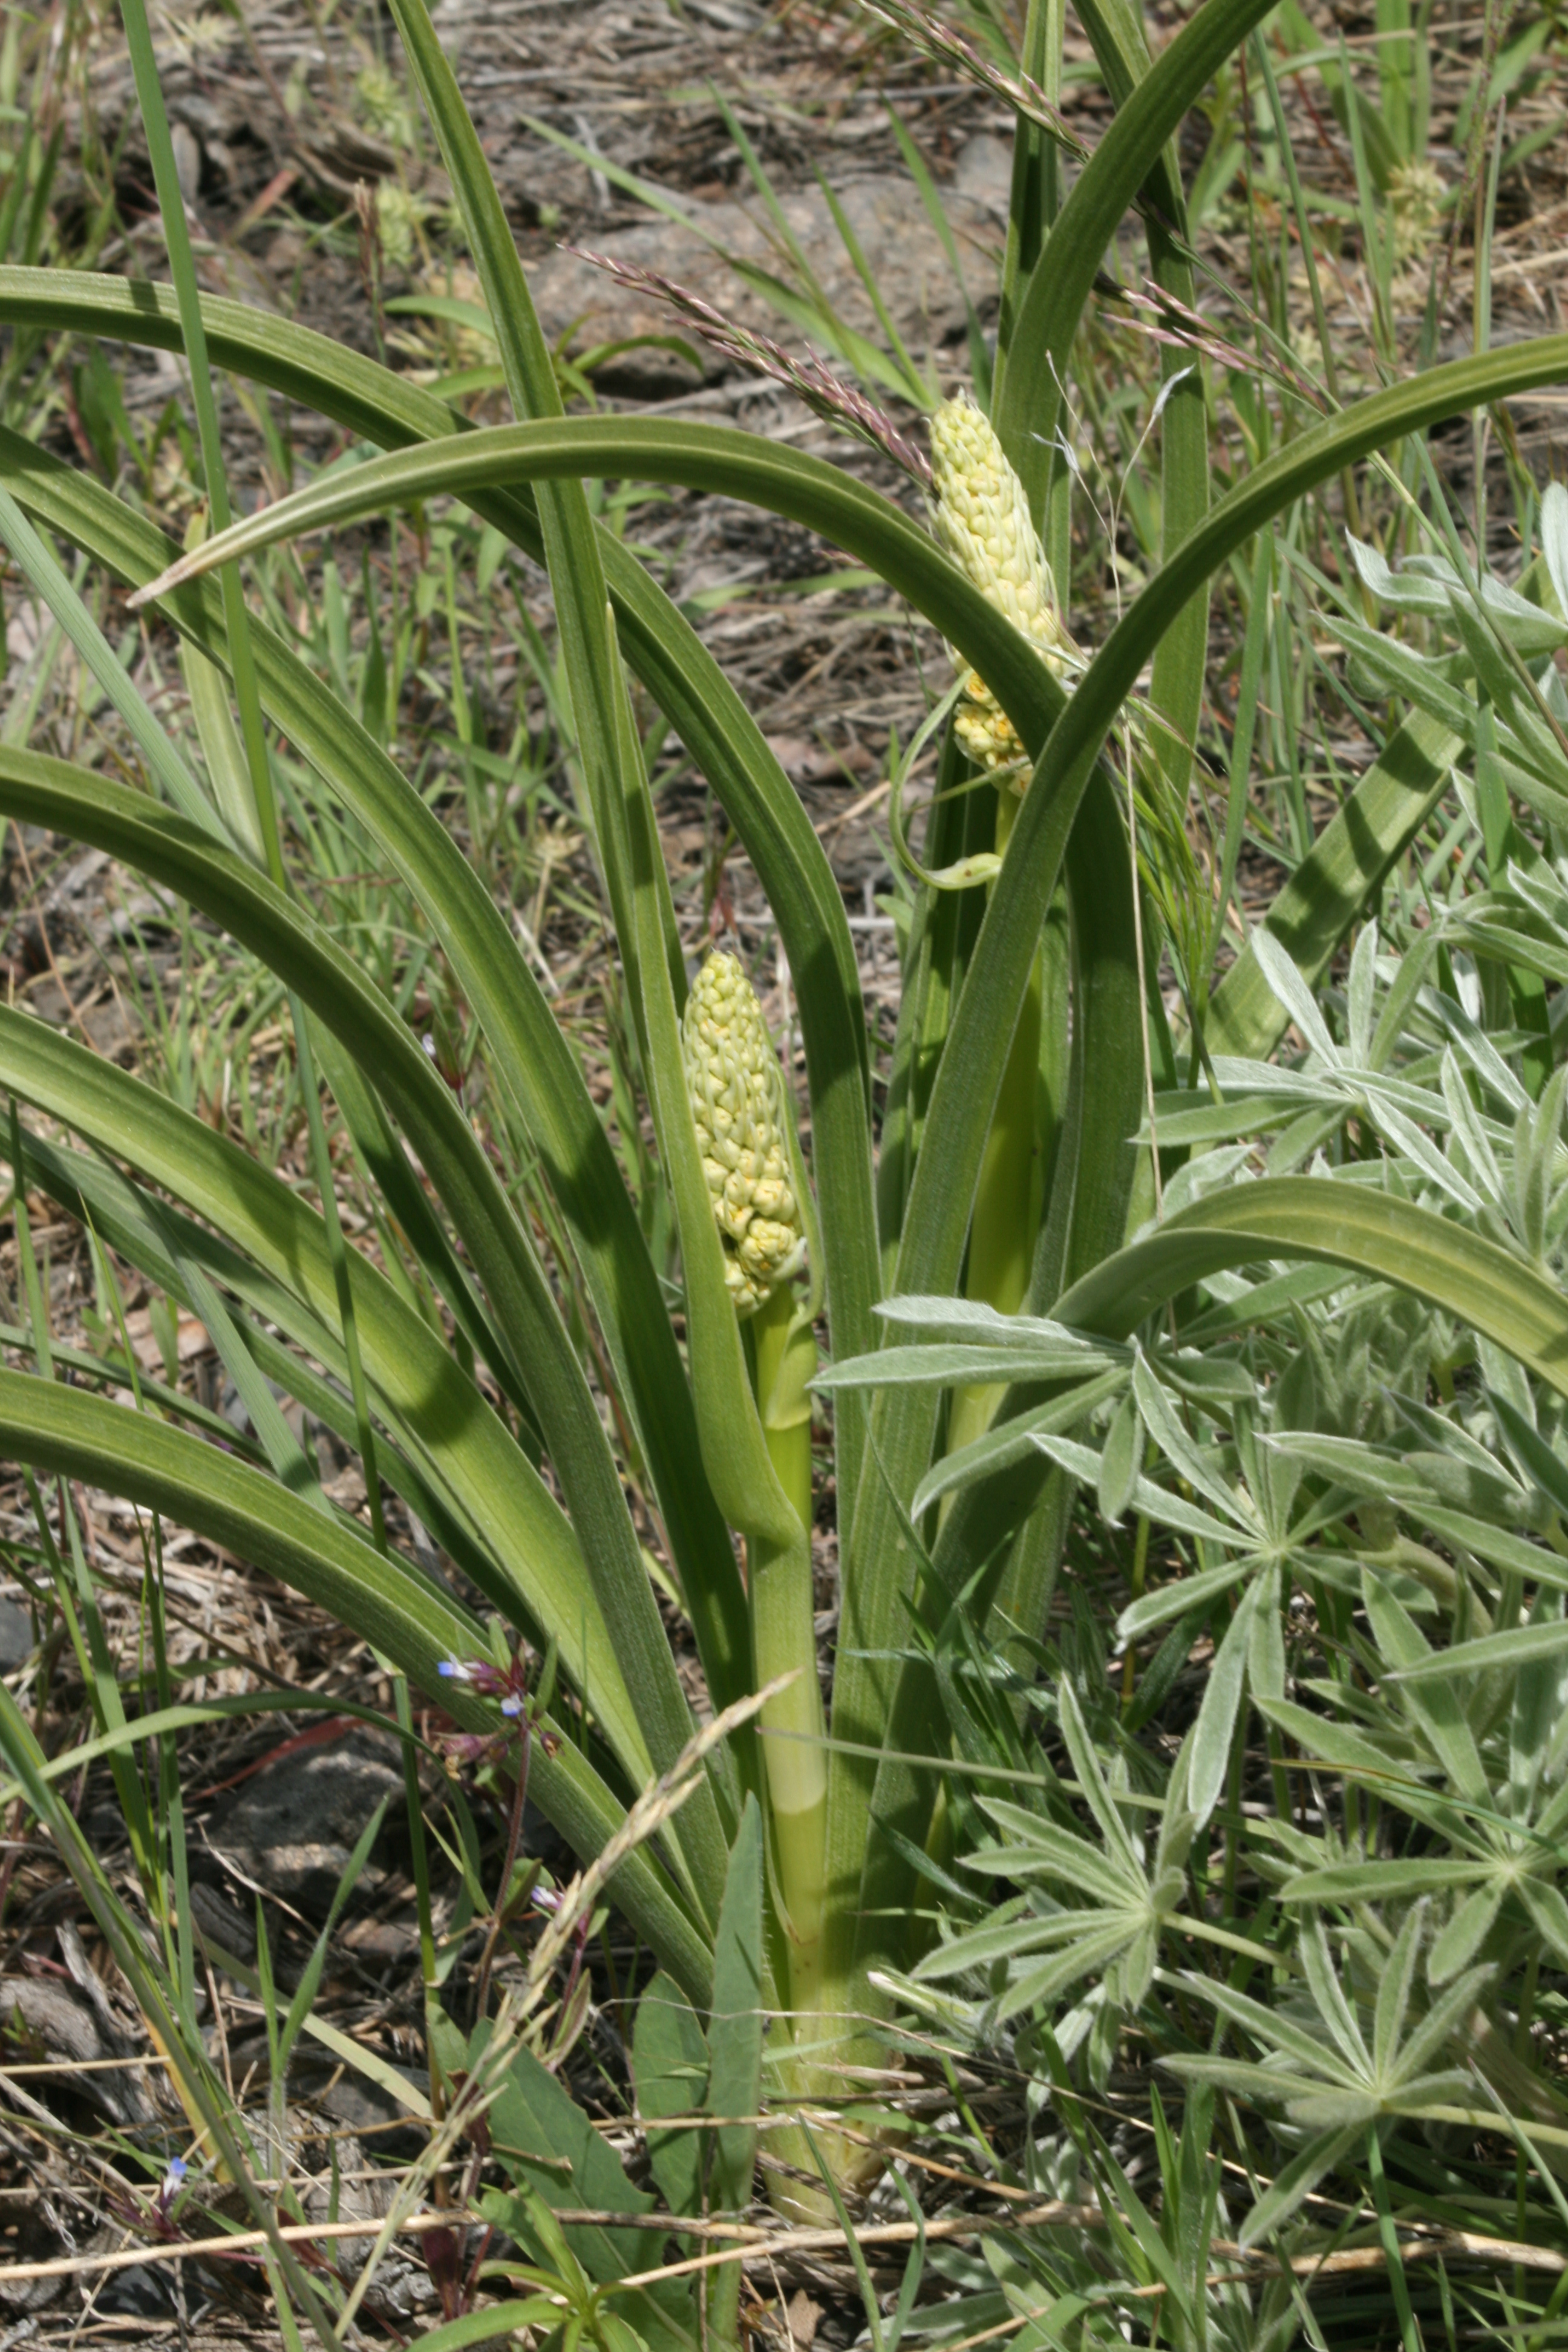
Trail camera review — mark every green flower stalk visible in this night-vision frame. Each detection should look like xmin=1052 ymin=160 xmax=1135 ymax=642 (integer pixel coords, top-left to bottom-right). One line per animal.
xmin=929 ymin=397 xmax=1053 ymax=1457
xmin=683 ymin=953 xmax=823 ymax=2016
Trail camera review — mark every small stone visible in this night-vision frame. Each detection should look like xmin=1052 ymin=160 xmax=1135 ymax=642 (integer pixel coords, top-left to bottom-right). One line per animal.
xmin=0 ymin=1976 xmax=147 ymax=2126
xmin=0 ymin=1599 xmax=33 ymax=1671
xmin=787 ymin=2290 xmax=822 ymax=2349
xmin=203 ymin=1730 xmax=403 ymax=1918
xmin=189 ymin=1880 xmax=258 ymax=1965
xmin=524 ymin=171 xmax=1002 ymax=402
xmin=316 ymin=2066 xmax=426 ymax=2161
xmin=94 ymin=2263 xmax=178 ymax=2319
xmin=953 ymin=132 xmax=1012 ymax=222
xmin=170 ymin=120 xmax=202 ymax=205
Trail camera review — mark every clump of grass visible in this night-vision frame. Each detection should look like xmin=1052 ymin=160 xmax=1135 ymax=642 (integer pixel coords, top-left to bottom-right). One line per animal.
xmin=5 ymin=0 xmax=1568 ymax=2344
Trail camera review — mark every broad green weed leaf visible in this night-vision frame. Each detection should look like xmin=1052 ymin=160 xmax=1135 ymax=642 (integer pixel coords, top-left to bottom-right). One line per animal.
xmin=707 ymin=1794 xmax=763 ymax=2216
xmin=1361 ymin=1568 xmax=1488 ymax=1803
xmin=633 ymin=1972 xmax=709 ymax=2225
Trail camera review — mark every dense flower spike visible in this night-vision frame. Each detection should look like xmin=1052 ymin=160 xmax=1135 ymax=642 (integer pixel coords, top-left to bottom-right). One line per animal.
xmin=682 ymin=952 xmax=806 ymax=1316
xmin=929 ymin=393 xmax=1083 ymax=783
xmin=930 ymin=392 xmax=1059 ymax=642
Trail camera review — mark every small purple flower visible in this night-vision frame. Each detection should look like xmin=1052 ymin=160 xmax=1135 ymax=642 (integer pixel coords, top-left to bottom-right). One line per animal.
xmin=440 ymin=1656 xmax=510 ymax=1697
xmin=435 ymin=1647 xmax=536 ymax=1758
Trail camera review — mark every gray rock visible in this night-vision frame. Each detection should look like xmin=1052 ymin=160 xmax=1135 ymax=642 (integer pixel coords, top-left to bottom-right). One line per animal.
xmin=203 ymin=1730 xmax=402 ymax=1918
xmin=0 ymin=1976 xmax=148 ymax=2126
xmin=188 ymin=1880 xmax=258 ymax=1965
xmin=238 ymin=2112 xmax=437 ymax=2317
xmin=0 ymin=1599 xmax=33 ymax=1671
xmin=94 ymin=2263 xmax=180 ymax=2319
xmin=315 ymin=2065 xmax=427 ymax=2163
xmin=526 ymin=168 xmax=1002 ymax=391
xmin=953 ymin=132 xmax=1013 ymax=224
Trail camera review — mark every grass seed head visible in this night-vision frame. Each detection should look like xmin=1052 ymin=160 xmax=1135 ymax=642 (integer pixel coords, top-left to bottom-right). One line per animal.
xmin=683 ymin=952 xmax=805 ymax=1316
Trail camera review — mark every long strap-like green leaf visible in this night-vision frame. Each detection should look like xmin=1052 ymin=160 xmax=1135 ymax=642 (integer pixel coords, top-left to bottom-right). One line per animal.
xmin=0 ymin=432 xmax=747 ymax=1855
xmin=0 ymin=264 xmax=881 ymax=1530
xmin=1054 ymin=1178 xmax=1568 ymax=1393
xmin=123 ymin=419 xmax=1080 ymax=752
xmin=1048 ymin=0 xmax=1209 ymax=799
xmin=0 ymin=746 xmax=681 ymax=1821
xmin=996 ymin=0 xmax=1281 ymax=525
xmin=0 ymin=1363 xmax=712 ymax=1996
xmin=22 ymin=1125 xmax=520 ymax=1607
xmin=1205 ymin=707 xmax=1461 ymax=1058
xmin=0 ymin=1005 xmax=587 ymax=1645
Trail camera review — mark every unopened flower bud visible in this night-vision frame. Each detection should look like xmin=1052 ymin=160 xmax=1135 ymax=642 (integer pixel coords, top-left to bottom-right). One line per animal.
xmin=930 ymin=393 xmax=1083 ymax=786
xmin=682 ymin=952 xmax=806 ymax=1316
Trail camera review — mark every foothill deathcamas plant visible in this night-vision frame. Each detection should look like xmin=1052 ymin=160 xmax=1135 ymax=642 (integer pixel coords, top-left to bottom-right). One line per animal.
xmin=8 ymin=0 xmax=1568 ymax=2333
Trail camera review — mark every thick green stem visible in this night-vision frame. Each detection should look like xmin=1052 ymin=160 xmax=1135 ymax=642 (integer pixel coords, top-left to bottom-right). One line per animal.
xmin=944 ymin=791 xmax=1043 ymax=1472
xmin=753 ymin=1280 xmax=815 ymax=1547
xmin=749 ymin=1281 xmax=825 ymax=2024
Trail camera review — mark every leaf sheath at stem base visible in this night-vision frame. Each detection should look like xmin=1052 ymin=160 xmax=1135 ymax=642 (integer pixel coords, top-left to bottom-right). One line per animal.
xmin=749 ymin=1282 xmax=826 ymax=2024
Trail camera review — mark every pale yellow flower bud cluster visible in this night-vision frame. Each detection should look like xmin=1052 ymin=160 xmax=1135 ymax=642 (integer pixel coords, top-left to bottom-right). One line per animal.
xmin=1387 ymin=160 xmax=1446 ymax=266
xmin=682 ymin=952 xmax=806 ymax=1317
xmin=929 ymin=393 xmax=1082 ymax=786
